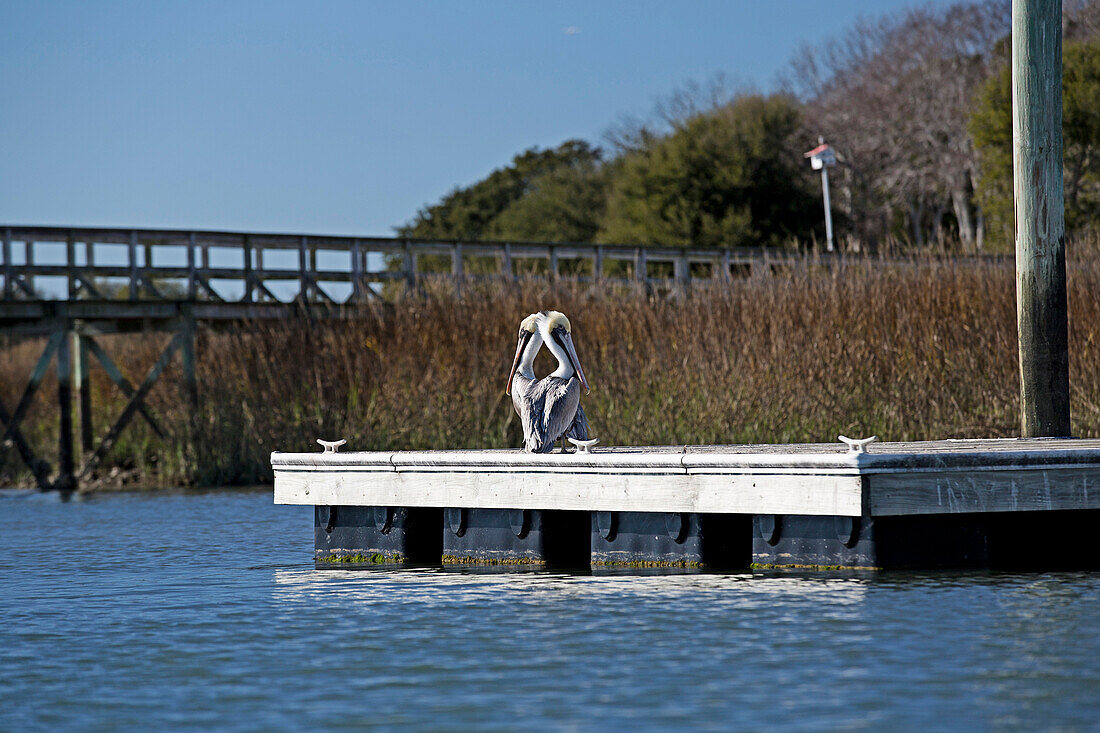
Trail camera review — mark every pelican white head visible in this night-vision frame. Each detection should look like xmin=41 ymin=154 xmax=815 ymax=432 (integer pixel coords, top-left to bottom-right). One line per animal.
xmin=506 ymin=312 xmax=542 ymax=394
xmin=537 ymin=310 xmax=590 ymax=394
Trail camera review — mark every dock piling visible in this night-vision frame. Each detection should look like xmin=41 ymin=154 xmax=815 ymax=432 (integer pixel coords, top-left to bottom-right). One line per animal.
xmin=1013 ymin=0 xmax=1070 ymax=437
xmin=55 ymin=315 xmax=74 ymax=493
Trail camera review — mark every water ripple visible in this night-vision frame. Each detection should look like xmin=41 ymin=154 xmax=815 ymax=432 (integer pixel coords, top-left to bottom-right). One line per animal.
xmin=0 ymin=489 xmax=1097 ymax=731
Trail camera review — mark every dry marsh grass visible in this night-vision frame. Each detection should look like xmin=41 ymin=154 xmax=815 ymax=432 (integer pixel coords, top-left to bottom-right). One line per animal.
xmin=4 ymin=252 xmax=1100 ymax=488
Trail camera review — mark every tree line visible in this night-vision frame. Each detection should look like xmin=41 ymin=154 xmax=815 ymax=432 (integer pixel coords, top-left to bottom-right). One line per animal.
xmin=397 ymin=0 xmax=1100 ymax=254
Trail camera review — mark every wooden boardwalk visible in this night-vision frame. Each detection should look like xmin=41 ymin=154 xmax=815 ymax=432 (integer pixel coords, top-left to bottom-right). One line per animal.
xmin=0 ymin=224 xmax=1009 ymax=495
xmin=2 ymin=224 xmax=1013 ymax=308
xmin=2 ymin=225 xmax=816 ymax=309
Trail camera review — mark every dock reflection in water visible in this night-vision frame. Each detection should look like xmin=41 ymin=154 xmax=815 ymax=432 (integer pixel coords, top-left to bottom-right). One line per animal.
xmin=1 ymin=488 xmax=1097 ymax=730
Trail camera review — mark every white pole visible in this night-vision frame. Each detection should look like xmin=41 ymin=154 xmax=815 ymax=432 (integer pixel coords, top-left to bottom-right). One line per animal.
xmin=821 ymin=166 xmax=834 ymax=252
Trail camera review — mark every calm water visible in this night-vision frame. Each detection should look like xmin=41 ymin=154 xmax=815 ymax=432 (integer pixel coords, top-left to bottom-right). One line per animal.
xmin=1 ymin=489 xmax=1097 ymax=731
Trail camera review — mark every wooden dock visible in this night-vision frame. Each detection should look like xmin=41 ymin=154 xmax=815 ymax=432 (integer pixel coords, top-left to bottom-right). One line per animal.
xmin=273 ymin=438 xmax=1100 ymax=570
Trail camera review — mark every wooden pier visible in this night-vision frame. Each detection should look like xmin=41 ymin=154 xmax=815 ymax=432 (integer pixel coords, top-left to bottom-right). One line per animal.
xmin=2 ymin=224 xmax=1011 ymax=494
xmin=0 ymin=224 xmax=827 ymax=492
xmin=273 ymin=438 xmax=1100 ymax=570
xmin=1 ymin=225 xmax=825 ymax=306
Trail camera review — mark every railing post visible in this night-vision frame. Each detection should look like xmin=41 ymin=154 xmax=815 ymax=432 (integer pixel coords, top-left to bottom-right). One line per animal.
xmin=549 ymin=245 xmax=559 ymax=280
xmin=128 ymin=232 xmax=139 ymax=300
xmin=242 ymin=235 xmax=254 ymax=302
xmin=66 ymin=234 xmax=76 ymax=300
xmin=674 ymin=252 xmax=689 ymax=292
xmin=351 ymin=239 xmax=362 ymax=302
xmin=144 ymin=241 xmax=153 ymax=294
xmin=187 ymin=232 xmax=197 ymax=300
xmin=595 ymin=245 xmax=604 ymax=280
xmin=25 ymin=237 xmax=35 ymax=297
xmin=452 ymin=242 xmax=464 ymax=295
xmin=298 ymin=236 xmax=309 ymax=300
xmin=2 ymin=228 xmax=11 ymax=299
xmin=502 ymin=243 xmax=513 ymax=280
xmin=403 ymin=240 xmax=416 ymax=290
xmin=720 ymin=250 xmax=731 ymax=281
xmin=635 ymin=247 xmax=646 ymax=287
xmin=257 ymin=245 xmax=266 ymax=300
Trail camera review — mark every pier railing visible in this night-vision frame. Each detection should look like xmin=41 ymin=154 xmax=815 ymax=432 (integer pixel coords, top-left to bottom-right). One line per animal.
xmin=1 ymin=225 xmax=802 ymax=305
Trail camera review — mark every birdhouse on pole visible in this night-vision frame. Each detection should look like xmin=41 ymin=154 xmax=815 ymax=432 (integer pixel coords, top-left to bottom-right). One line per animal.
xmin=804 ymin=142 xmax=836 ymax=171
xmin=804 ymin=139 xmax=836 ymax=252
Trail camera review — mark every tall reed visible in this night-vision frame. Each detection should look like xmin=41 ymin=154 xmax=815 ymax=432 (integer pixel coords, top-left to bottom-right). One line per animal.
xmin=4 ymin=252 xmax=1100 ymax=488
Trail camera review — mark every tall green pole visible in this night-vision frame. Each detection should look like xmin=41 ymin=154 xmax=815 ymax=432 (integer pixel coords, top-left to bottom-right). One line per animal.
xmin=1013 ymin=0 xmax=1070 ymax=436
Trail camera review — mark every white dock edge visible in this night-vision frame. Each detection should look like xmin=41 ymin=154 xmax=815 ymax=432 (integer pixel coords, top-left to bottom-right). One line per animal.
xmin=271 ymin=438 xmax=1100 ymax=517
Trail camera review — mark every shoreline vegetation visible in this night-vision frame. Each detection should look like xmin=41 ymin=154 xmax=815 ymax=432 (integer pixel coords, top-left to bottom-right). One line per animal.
xmin=4 ymin=251 xmax=1100 ymax=491
xmin=395 ymin=2 xmax=1100 ymax=258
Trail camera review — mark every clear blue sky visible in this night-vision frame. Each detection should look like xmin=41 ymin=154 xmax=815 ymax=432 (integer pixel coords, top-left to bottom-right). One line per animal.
xmin=1 ymin=0 xmax=929 ymax=237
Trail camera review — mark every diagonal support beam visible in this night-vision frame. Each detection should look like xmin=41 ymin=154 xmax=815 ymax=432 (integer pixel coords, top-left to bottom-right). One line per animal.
xmin=0 ymin=397 xmax=53 ymax=491
xmin=299 ymin=274 xmax=336 ymax=305
xmin=140 ymin=275 xmax=165 ymax=300
xmin=192 ymin=274 xmax=225 ymax=302
xmin=75 ymin=274 xmax=106 ymax=299
xmin=0 ymin=332 xmax=61 ymax=447
xmin=79 ymin=333 xmax=183 ymax=480
xmin=83 ymin=336 xmax=166 ymax=438
xmin=13 ymin=275 xmax=37 ymax=298
xmin=253 ymin=277 xmax=280 ymax=303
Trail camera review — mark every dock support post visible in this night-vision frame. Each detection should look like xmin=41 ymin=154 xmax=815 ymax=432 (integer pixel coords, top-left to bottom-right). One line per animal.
xmin=180 ymin=307 xmax=198 ymax=432
xmin=74 ymin=331 xmax=93 ymax=455
xmin=55 ymin=316 xmax=74 ymax=493
xmin=1013 ymin=0 xmax=1070 ymax=437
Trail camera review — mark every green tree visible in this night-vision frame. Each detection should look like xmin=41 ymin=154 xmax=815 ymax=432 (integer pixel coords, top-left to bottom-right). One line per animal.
xmin=396 ymin=140 xmax=606 ymax=243
xmin=597 ymin=94 xmax=819 ymax=248
xmin=971 ymin=39 xmax=1100 ymax=246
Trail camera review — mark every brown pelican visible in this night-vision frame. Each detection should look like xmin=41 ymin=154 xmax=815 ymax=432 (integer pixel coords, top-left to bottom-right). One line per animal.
xmin=533 ymin=310 xmax=590 ymax=453
xmin=506 ymin=313 xmax=545 ymax=452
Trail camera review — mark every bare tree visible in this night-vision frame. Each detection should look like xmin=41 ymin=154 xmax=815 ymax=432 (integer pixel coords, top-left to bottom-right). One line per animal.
xmin=784 ymin=1 xmax=1009 ymax=251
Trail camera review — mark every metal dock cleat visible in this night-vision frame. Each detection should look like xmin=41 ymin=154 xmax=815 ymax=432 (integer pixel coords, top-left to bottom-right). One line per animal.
xmin=317 ymin=438 xmax=347 ymax=454
xmin=838 ymin=435 xmax=878 ymax=454
xmin=566 ymin=437 xmax=600 ymax=454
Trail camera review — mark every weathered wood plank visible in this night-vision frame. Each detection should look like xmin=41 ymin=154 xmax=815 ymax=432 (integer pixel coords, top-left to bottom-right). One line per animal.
xmin=870 ymin=467 xmax=1100 ymax=515
xmin=273 ymin=439 xmax=1100 ymax=517
xmin=273 ymin=468 xmax=864 ymax=516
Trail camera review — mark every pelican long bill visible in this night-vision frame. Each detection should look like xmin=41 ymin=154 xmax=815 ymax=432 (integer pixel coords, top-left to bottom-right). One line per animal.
xmin=506 ymin=330 xmax=533 ymax=395
xmin=554 ymin=330 xmax=590 ymax=394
